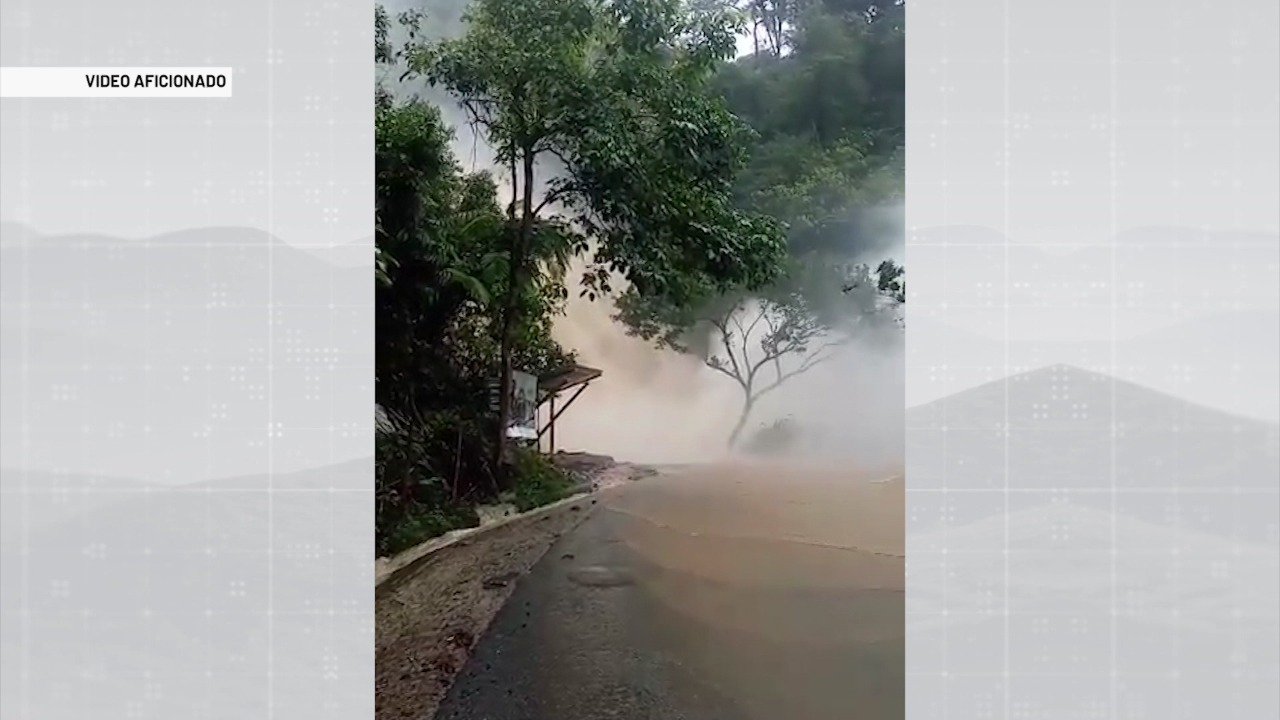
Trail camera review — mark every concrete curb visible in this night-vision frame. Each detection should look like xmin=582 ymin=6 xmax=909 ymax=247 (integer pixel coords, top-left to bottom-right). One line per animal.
xmin=375 ymin=489 xmax=596 ymax=589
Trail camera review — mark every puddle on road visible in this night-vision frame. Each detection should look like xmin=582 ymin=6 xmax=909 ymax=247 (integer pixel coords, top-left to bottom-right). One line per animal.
xmin=567 ymin=565 xmax=635 ymax=588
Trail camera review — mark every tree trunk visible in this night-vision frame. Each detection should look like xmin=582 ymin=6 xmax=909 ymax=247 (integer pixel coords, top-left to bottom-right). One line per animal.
xmin=494 ymin=252 xmax=520 ymax=479
xmin=728 ymin=395 xmax=756 ymax=448
xmin=492 ymin=148 xmax=538 ymax=481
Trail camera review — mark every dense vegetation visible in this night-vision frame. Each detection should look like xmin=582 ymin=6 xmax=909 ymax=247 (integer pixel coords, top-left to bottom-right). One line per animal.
xmin=375 ymin=0 xmax=906 ymax=555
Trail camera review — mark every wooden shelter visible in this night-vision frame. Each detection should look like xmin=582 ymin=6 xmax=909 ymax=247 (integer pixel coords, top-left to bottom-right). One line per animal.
xmin=536 ymin=363 xmax=602 ymax=453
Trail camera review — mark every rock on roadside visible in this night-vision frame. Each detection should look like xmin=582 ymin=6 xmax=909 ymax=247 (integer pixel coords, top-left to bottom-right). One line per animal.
xmin=551 ymin=451 xmax=656 ymax=493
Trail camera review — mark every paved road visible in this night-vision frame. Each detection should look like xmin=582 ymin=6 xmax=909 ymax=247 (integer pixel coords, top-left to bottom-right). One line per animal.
xmin=435 ymin=462 xmax=905 ymax=720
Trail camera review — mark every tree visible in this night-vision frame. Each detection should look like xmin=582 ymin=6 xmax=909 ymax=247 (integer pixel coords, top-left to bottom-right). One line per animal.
xmin=724 ymin=0 xmax=905 ymax=58
xmin=611 ymin=0 xmax=906 ymax=446
xmin=616 ymin=257 xmax=903 ymax=447
xmin=404 ymin=0 xmax=786 ymax=474
xmin=708 ymin=0 xmax=904 ymax=318
xmin=375 ymin=8 xmax=577 ymax=524
xmin=698 ymin=292 xmax=841 ymax=446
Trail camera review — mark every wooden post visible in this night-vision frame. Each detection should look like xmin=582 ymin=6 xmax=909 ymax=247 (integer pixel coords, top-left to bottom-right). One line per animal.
xmin=549 ymin=392 xmax=556 ymax=454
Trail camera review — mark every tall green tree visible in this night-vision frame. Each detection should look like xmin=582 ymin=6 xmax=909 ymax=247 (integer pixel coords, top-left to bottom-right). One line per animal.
xmin=613 ymin=0 xmax=906 ymax=445
xmin=405 ymin=0 xmax=786 ymax=472
xmin=375 ymin=6 xmax=576 ymax=525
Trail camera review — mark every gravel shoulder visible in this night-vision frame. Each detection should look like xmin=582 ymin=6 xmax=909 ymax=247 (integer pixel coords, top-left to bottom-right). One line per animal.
xmin=375 ymin=456 xmax=650 ymax=720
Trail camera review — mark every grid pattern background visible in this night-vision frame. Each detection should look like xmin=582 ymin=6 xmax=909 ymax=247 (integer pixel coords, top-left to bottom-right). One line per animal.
xmin=0 ymin=1 xmax=1276 ymax=719
xmin=1 ymin=1 xmax=375 ymax=718
xmin=905 ymin=0 xmax=1279 ymax=719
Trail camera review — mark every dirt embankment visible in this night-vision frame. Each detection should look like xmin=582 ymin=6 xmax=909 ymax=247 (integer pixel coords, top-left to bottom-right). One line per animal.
xmin=555 ymin=451 xmax=656 ymax=492
xmin=375 ymin=455 xmax=648 ymax=720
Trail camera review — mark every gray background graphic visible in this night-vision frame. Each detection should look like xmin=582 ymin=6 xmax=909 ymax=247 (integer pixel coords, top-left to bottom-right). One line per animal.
xmin=2 ymin=0 xmax=1278 ymax=719
xmin=1 ymin=1 xmax=373 ymax=719
xmin=907 ymin=1 xmax=1279 ymax=719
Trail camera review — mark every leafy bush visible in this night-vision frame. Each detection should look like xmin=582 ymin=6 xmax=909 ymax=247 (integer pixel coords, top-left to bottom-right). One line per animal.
xmin=509 ymin=447 xmax=574 ymax=513
xmin=381 ymin=503 xmax=480 ymax=557
xmin=742 ymin=416 xmax=803 ymax=456
xmin=375 ymin=406 xmax=495 ymax=555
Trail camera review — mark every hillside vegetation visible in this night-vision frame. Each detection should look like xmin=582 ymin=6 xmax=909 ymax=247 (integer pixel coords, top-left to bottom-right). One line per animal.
xmin=374 ymin=0 xmax=906 ymax=555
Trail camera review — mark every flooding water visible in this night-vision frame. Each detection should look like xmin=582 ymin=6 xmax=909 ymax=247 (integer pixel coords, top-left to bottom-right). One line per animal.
xmin=603 ymin=461 xmax=905 ymax=720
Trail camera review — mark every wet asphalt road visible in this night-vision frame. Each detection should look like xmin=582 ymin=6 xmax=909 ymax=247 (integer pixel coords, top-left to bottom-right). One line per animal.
xmin=434 ymin=462 xmax=905 ymax=720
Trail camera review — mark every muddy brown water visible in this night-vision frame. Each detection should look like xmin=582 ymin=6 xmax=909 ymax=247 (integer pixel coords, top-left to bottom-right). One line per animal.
xmin=603 ymin=461 xmax=905 ymax=720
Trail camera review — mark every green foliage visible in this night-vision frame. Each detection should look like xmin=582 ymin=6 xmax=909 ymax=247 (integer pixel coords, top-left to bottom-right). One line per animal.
xmin=374 ymin=83 xmax=574 ymax=416
xmin=616 ymin=0 xmax=906 ymax=333
xmin=408 ymin=0 xmax=787 ymax=309
xmin=721 ymin=2 xmax=904 ymax=258
xmin=374 ymin=0 xmax=787 ymax=551
xmin=382 ymin=505 xmax=480 ymax=557
xmin=610 ymin=3 xmax=906 ymax=445
xmin=402 ymin=0 xmax=787 ymax=466
xmin=375 ymin=406 xmax=486 ymax=555
xmin=373 ymin=0 xmax=905 ymax=545
xmin=374 ymin=5 xmax=581 ymax=553
xmin=509 ymin=447 xmax=575 ymax=513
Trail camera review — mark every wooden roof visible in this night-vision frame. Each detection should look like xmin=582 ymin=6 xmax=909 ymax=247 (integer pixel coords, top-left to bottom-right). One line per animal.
xmin=539 ymin=363 xmax=603 ymax=394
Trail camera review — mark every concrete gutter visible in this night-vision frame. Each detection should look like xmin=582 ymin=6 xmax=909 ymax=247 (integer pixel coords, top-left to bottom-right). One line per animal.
xmin=375 ymin=489 xmax=596 ymax=589
xmin=374 ymin=462 xmax=664 ymax=590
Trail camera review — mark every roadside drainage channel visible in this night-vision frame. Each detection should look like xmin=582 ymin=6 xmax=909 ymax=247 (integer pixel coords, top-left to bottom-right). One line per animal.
xmin=375 ymin=489 xmax=598 ymax=592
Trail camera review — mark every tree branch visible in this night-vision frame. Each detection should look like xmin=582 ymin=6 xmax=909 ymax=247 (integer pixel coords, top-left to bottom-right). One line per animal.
xmin=704 ymin=355 xmax=748 ymax=390
xmin=750 ymin=337 xmax=847 ymax=403
xmin=743 ymin=304 xmax=768 ymax=346
xmin=729 ymin=309 xmax=748 ymax=341
xmin=707 ymin=314 xmax=746 ymax=386
xmin=532 ymin=186 xmax=569 ymax=217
